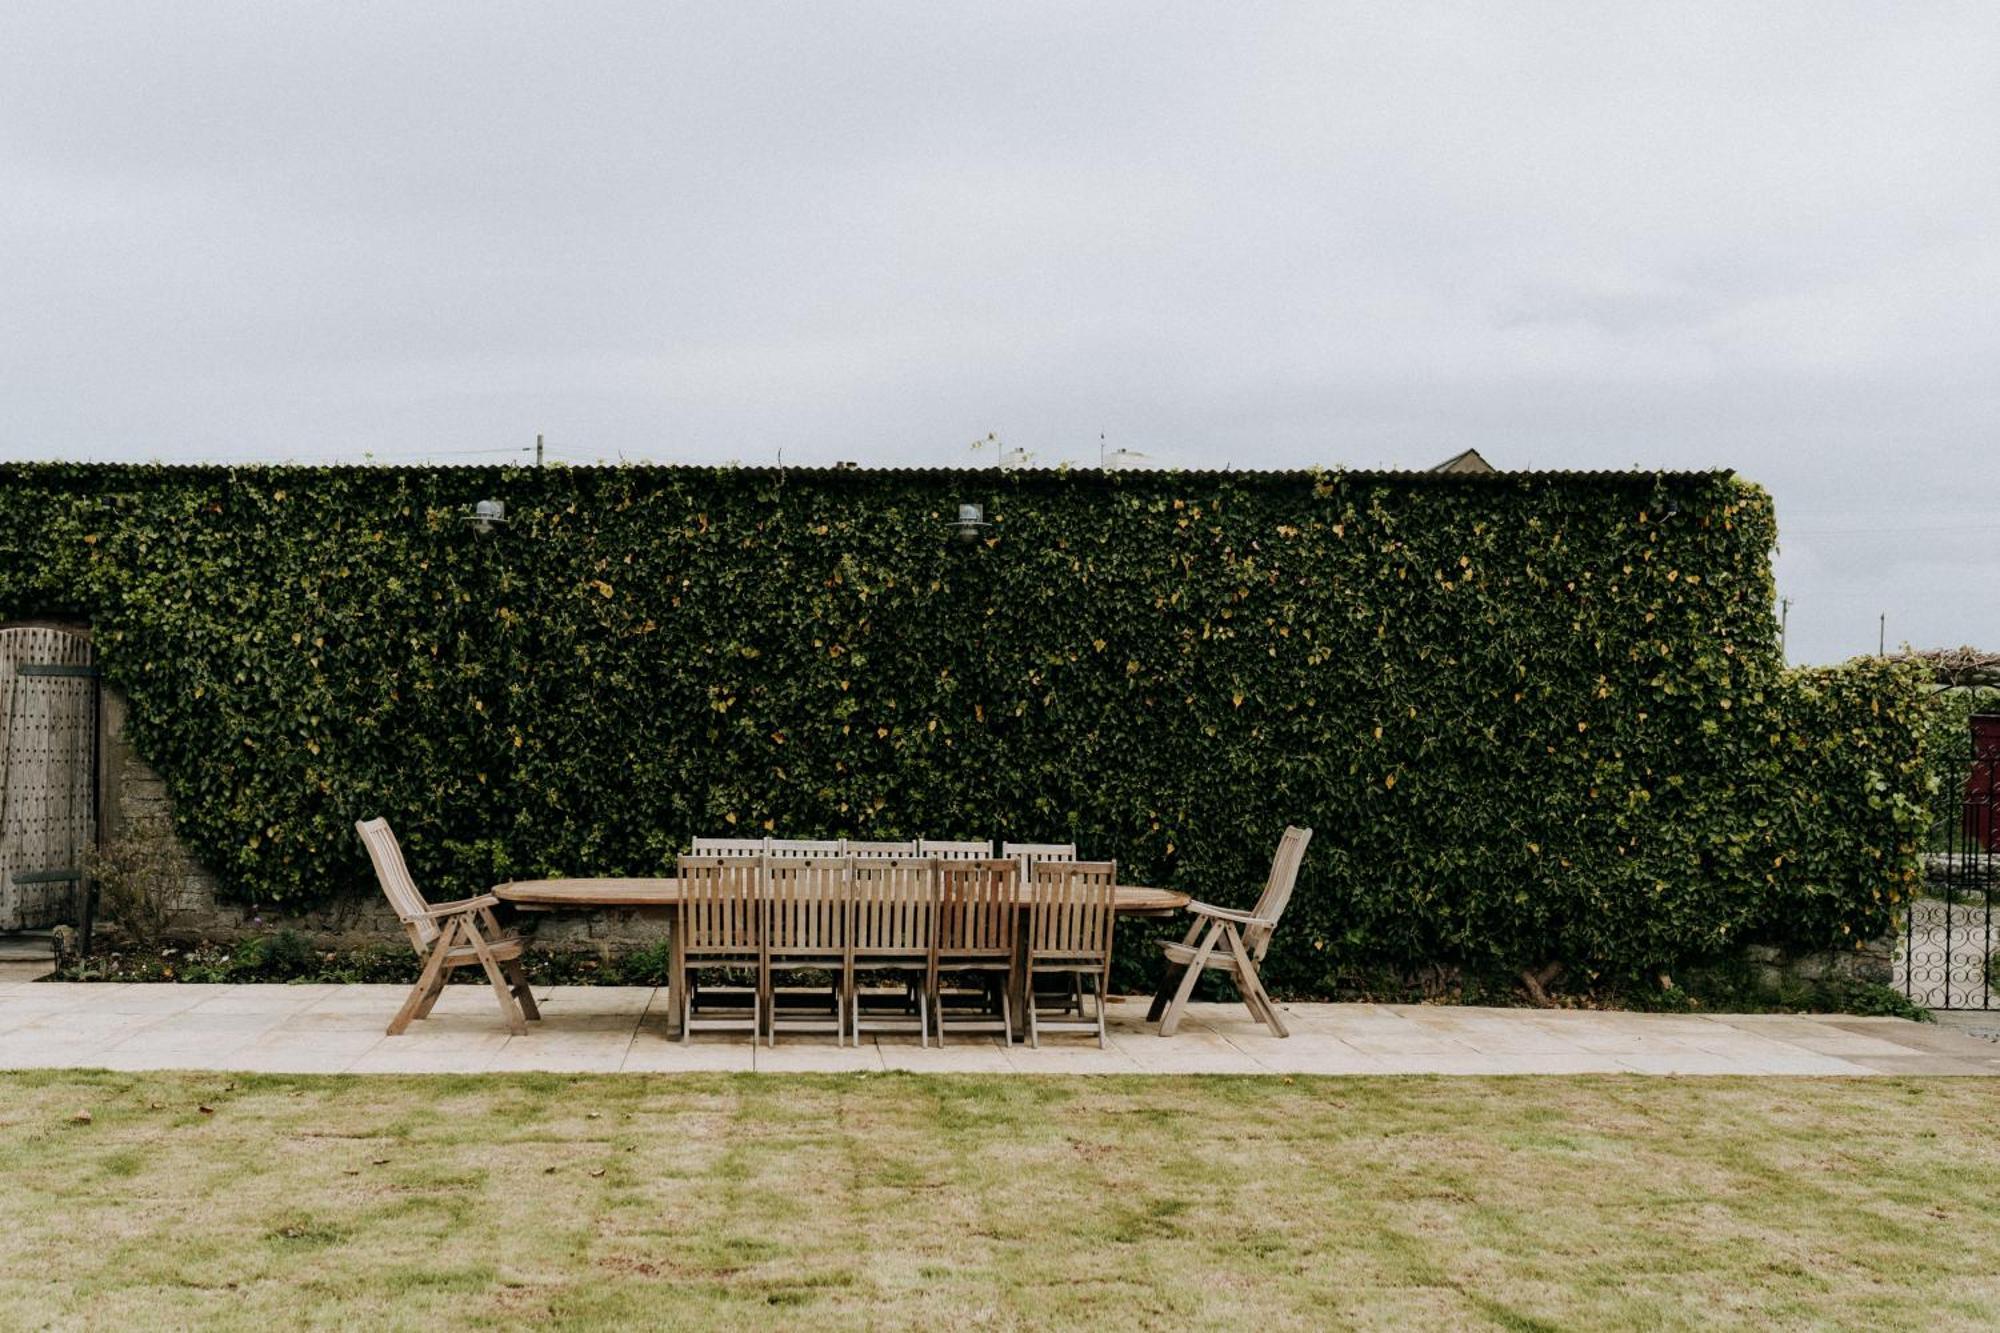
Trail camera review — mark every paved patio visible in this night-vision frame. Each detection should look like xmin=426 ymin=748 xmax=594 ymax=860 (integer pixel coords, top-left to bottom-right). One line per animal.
xmin=6 ymin=976 xmax=1999 ymax=1074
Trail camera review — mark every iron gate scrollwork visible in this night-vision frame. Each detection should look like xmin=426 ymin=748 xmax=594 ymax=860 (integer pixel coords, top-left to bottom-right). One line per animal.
xmin=1898 ymin=713 xmax=2000 ymax=1010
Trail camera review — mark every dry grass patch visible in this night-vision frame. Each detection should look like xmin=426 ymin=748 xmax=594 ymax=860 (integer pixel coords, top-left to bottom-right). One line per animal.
xmin=1 ymin=1072 xmax=1997 ymax=1329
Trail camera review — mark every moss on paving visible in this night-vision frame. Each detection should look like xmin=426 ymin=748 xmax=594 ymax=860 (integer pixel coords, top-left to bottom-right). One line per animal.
xmin=3 ymin=1071 xmax=1997 ymax=1330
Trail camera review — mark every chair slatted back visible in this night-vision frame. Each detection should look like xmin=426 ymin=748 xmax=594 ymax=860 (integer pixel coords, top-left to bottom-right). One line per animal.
xmin=848 ymin=857 xmax=936 ymax=959
xmin=936 ymin=858 xmax=1018 ymax=963
xmin=1027 ymin=859 xmax=1117 ymax=962
xmin=765 ymin=856 xmax=847 ymax=955
xmin=919 ymin=838 xmax=994 ymax=861
xmin=845 ymin=839 xmax=918 ymax=859
xmin=691 ymin=836 xmax=766 ymax=856
xmin=766 ymin=838 xmax=843 ymax=860
xmin=676 ymin=855 xmax=762 ymax=956
xmin=1245 ymin=826 xmax=1313 ymax=962
xmin=1003 ymin=840 xmax=1076 ymax=885
xmin=356 ymin=818 xmax=437 ymax=951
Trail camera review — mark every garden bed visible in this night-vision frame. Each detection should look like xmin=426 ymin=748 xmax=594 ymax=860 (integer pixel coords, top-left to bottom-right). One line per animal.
xmin=46 ymin=932 xmax=1929 ymax=1019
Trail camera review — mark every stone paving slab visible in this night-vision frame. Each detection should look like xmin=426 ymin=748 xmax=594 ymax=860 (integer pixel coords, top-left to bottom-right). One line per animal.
xmin=2 ymin=984 xmax=1998 ymax=1075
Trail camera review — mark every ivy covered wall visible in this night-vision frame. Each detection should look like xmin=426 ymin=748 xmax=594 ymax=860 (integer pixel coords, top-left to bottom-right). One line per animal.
xmin=0 ymin=463 xmax=1932 ymax=989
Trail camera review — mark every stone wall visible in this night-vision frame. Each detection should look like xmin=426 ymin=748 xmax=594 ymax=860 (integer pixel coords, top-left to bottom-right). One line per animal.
xmin=1738 ymin=937 xmax=1895 ymax=993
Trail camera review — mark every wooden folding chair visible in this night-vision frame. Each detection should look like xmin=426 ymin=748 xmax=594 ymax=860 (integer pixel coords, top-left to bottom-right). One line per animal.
xmin=1148 ymin=825 xmax=1312 ymax=1037
xmin=765 ymin=856 xmax=848 ymax=1044
xmin=933 ymin=857 xmax=1018 ymax=1045
xmin=1024 ymin=860 xmax=1117 ymax=1048
xmin=356 ymin=818 xmax=539 ymax=1036
xmin=848 ymin=856 xmax=936 ymax=1045
xmin=675 ymin=855 xmax=763 ymax=1042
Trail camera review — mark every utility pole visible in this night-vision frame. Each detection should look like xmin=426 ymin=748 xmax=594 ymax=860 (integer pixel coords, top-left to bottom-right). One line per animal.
xmin=1878 ymin=613 xmax=1886 ymax=657
xmin=535 ymin=433 xmax=544 ymax=468
xmin=1779 ymin=597 xmax=1790 ymax=661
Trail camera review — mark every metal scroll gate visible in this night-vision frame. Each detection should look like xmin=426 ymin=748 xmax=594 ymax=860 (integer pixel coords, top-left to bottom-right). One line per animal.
xmin=1898 ymin=713 xmax=2000 ymax=1010
xmin=0 ymin=626 xmax=98 ymax=932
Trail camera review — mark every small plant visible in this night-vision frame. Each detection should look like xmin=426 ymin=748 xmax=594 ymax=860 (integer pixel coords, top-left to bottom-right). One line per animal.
xmin=82 ymin=821 xmax=191 ymax=951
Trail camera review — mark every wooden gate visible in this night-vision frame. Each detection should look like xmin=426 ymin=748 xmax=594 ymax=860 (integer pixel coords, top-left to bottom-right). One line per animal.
xmin=0 ymin=626 xmax=97 ymax=932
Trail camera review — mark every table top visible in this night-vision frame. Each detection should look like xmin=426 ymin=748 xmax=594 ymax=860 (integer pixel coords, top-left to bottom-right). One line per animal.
xmin=492 ymin=877 xmax=1189 ymax=916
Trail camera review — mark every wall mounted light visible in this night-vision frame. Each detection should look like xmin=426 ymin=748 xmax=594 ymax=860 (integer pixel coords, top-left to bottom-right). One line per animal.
xmin=464 ymin=499 xmax=508 ymax=534
xmin=948 ymin=502 xmax=992 ymax=546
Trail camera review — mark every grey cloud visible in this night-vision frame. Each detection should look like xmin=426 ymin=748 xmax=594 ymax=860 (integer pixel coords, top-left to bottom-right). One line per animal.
xmin=2 ymin=2 xmax=1997 ymax=665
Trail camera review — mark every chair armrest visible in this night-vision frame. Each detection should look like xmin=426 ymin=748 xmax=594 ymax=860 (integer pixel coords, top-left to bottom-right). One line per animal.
xmin=1185 ymin=900 xmax=1277 ymax=929
xmin=404 ymin=894 xmax=500 ymax=921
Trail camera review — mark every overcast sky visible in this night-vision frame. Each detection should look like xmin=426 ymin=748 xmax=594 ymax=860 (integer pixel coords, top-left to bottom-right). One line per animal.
xmin=3 ymin=4 xmax=1995 ymax=665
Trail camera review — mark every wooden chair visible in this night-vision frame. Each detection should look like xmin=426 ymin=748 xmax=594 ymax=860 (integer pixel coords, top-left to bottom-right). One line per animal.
xmin=766 ymin=837 xmax=843 ymax=859
xmin=356 ymin=818 xmax=539 ymax=1036
xmin=933 ymin=857 xmax=1018 ymax=1045
xmin=1003 ymin=842 xmax=1081 ymax=1013
xmin=1024 ymin=860 xmax=1118 ymax=1048
xmin=691 ymin=836 xmax=767 ymax=855
xmin=764 ymin=856 xmax=848 ymax=1044
xmin=844 ymin=839 xmax=918 ymax=858
xmin=1148 ymin=826 xmax=1312 ymax=1038
xmin=919 ymin=838 xmax=994 ymax=861
xmin=848 ymin=856 xmax=936 ymax=1045
xmin=675 ymin=855 xmax=764 ymax=1042
xmin=1002 ymin=841 xmax=1076 ymax=875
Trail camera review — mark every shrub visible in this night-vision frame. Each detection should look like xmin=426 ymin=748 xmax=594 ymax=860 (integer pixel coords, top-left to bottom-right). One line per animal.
xmin=81 ymin=821 xmax=190 ymax=950
xmin=0 ymin=462 xmax=1932 ymax=988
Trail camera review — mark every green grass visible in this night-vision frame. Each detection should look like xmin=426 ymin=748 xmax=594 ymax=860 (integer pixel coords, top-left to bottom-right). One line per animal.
xmin=3 ymin=1072 xmax=1998 ymax=1329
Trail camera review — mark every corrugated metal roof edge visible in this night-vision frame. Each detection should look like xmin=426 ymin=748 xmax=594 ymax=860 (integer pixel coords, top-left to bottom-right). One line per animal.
xmin=0 ymin=461 xmax=1737 ymax=482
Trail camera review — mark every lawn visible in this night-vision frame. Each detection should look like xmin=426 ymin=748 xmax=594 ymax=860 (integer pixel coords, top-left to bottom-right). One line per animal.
xmin=3 ymin=1072 xmax=1997 ymax=1330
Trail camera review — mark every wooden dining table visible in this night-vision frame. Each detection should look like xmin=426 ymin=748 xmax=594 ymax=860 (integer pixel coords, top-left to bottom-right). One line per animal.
xmin=490 ymin=876 xmax=1190 ymax=1039
xmin=492 ymin=877 xmax=1188 ymax=916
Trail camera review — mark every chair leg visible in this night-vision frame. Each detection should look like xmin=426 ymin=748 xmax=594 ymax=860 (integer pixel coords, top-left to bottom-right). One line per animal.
xmin=466 ymin=923 xmax=527 ymax=1036
xmin=999 ymin=980 xmax=1014 ymax=1048
xmin=412 ymin=959 xmax=450 ymax=1020
xmin=1222 ymin=926 xmax=1288 ymax=1037
xmin=917 ymin=981 xmax=929 ymax=1050
xmin=1159 ymin=922 xmax=1223 ymax=1037
xmin=1146 ymin=960 xmax=1187 ymax=1023
xmin=1092 ymin=973 xmax=1107 ymax=1050
xmin=1026 ymin=975 xmax=1040 ymax=1049
xmin=503 ymin=959 xmax=541 ymax=1021
xmin=389 ymin=922 xmax=456 ymax=1035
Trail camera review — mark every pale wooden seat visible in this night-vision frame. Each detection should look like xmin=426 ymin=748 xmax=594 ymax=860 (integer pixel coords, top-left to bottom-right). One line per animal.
xmin=844 ymin=839 xmax=918 ymax=858
xmin=919 ymin=838 xmax=994 ymax=861
xmin=1148 ymin=826 xmax=1312 ymax=1038
xmin=764 ymin=856 xmax=848 ymax=1044
xmin=933 ymin=857 xmax=1018 ymax=1045
xmin=1024 ymin=860 xmax=1117 ymax=1048
xmin=675 ymin=855 xmax=763 ymax=1042
xmin=848 ymin=857 xmax=936 ymax=1045
xmin=356 ymin=818 xmax=539 ymax=1036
